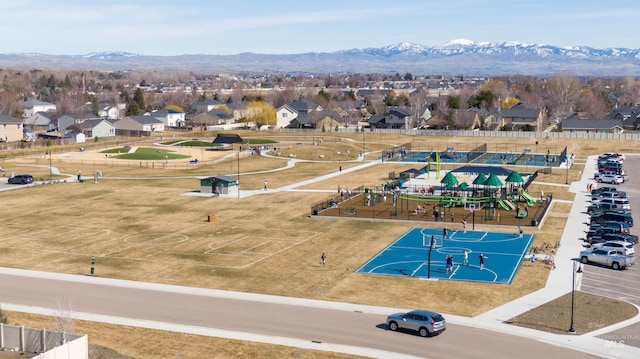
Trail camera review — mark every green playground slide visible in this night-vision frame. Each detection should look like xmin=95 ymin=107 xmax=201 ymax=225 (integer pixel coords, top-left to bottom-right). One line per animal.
xmin=521 ymin=191 xmax=537 ymax=206
xmin=497 ymin=199 xmax=510 ymax=210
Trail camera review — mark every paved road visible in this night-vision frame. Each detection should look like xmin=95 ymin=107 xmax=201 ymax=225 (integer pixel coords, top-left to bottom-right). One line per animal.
xmin=0 ymin=269 xmax=599 ymax=359
xmin=580 ymin=154 xmax=640 ymax=348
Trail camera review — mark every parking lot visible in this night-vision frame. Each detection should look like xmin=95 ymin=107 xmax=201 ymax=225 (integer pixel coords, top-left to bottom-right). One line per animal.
xmin=581 ymin=154 xmax=640 ymax=347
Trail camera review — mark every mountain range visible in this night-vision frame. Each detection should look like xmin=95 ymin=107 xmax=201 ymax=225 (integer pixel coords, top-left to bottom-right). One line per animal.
xmin=2 ymin=40 xmax=640 ymax=76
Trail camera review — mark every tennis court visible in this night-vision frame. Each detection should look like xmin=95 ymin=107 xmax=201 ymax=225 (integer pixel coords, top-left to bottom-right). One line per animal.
xmin=355 ymin=227 xmax=534 ymax=284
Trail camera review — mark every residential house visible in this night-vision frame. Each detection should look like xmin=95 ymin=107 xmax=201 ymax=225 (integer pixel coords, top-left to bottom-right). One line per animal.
xmin=58 ymin=114 xmax=79 ymax=131
xmin=67 ymin=118 xmax=116 ymax=138
xmin=276 ymin=104 xmax=297 ymax=128
xmin=367 ymin=107 xmax=413 ymax=129
xmin=98 ymin=105 xmax=121 ymax=120
xmin=150 ymin=109 xmax=186 ymax=127
xmin=356 ymin=89 xmax=395 ymax=101
xmin=24 ymin=112 xmax=55 ymax=131
xmin=609 ymin=105 xmax=639 ymax=129
xmin=560 ymin=114 xmax=624 ymax=133
xmin=192 ymin=99 xmax=226 ymax=114
xmin=276 ymin=99 xmax=324 ymax=129
xmin=19 ymin=98 xmax=57 ymax=118
xmin=0 ymin=114 xmax=24 ymax=142
xmin=484 ymin=105 xmax=545 ymax=130
xmin=116 ymin=115 xmax=165 ymax=133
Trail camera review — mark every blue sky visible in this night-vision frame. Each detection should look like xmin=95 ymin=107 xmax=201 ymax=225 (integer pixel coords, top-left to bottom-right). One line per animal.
xmin=1 ymin=0 xmax=639 ymax=55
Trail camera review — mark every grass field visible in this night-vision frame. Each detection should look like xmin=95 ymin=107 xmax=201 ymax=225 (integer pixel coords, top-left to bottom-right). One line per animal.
xmin=1 ymin=131 xmax=638 ymax=358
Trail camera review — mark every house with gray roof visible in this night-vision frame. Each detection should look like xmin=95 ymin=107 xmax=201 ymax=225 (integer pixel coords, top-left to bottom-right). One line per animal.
xmin=116 ymin=115 xmax=165 ymax=133
xmin=67 ymin=118 xmax=116 ymax=138
xmin=484 ymin=105 xmax=545 ymax=130
xmin=19 ymin=98 xmax=57 ymax=117
xmin=24 ymin=112 xmax=55 ymax=131
xmin=560 ymin=114 xmax=624 ymax=133
xmin=366 ymin=107 xmax=413 ymax=129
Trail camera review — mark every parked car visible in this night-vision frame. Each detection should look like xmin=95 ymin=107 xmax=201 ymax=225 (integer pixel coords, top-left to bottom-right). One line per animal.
xmin=386 ymin=309 xmax=446 ymax=337
xmin=590 ymin=212 xmax=634 ymax=227
xmin=597 ymin=167 xmax=627 ymax=179
xmin=587 ymin=203 xmax=631 ymax=216
xmin=579 ymin=248 xmax=635 ymax=270
xmin=590 ymin=240 xmax=635 ymax=255
xmin=7 ymin=174 xmax=34 ymax=185
xmin=591 ymin=186 xmax=618 ymax=195
xmin=589 ymin=233 xmax=638 ymax=246
xmin=597 ymin=198 xmax=631 ymax=211
xmin=599 ymin=153 xmax=625 ymax=162
xmin=591 ymin=191 xmax=628 ymax=204
xmin=587 ymin=221 xmax=631 ymax=237
xmin=596 ymin=174 xmax=624 ymax=184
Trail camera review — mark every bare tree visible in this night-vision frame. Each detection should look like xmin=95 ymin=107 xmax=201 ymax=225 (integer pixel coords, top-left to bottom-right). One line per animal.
xmin=545 ymin=74 xmax=582 ymax=119
xmin=50 ymin=295 xmax=74 ymax=345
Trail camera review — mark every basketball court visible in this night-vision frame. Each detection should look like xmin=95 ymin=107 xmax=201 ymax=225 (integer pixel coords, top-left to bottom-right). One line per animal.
xmin=355 ymin=226 xmax=534 ymax=284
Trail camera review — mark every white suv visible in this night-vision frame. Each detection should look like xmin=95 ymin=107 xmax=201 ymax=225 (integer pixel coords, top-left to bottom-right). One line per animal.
xmin=591 ymin=240 xmax=635 ymax=255
xmin=597 ymin=174 xmax=624 ymax=184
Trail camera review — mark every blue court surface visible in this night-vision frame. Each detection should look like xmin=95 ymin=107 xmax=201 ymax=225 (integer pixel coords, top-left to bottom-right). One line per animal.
xmin=355 ymin=227 xmax=534 ymax=284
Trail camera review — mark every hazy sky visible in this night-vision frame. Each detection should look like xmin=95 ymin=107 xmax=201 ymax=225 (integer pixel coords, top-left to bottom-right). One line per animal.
xmin=1 ymin=0 xmax=639 ymax=55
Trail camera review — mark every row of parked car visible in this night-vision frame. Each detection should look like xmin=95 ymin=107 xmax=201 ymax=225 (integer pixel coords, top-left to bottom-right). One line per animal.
xmin=580 ymin=153 xmax=636 ymax=270
xmin=593 ymin=152 xmax=628 ymax=184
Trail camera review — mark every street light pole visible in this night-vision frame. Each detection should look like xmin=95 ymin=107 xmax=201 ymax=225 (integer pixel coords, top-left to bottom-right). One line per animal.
xmin=568 ymin=260 xmax=577 ymax=333
xmin=427 ymin=235 xmax=434 ymax=279
xmin=237 ymin=147 xmax=240 ymax=199
xmin=362 ymin=127 xmax=366 ymax=162
xmin=49 ymin=150 xmax=52 ymax=181
xmin=565 ymin=157 xmax=569 ymax=185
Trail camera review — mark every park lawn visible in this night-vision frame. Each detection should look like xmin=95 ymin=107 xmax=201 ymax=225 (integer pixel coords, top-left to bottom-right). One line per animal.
xmin=114 ymin=147 xmax=191 ymax=160
xmin=1 ymin=132 xmax=639 ymax=358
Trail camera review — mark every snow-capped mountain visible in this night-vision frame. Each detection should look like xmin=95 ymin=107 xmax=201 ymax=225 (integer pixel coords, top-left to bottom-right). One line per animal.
xmin=346 ymin=40 xmax=640 ymax=60
xmin=1 ymin=41 xmax=639 ymax=76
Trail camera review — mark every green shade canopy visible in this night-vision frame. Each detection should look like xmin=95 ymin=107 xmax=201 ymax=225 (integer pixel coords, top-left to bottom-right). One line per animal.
xmin=484 ymin=173 xmax=504 ymax=187
xmin=458 ymin=182 xmax=469 ymax=190
xmin=472 ymin=173 xmax=487 ymax=185
xmin=440 ymin=172 xmax=459 ymax=188
xmin=505 ymin=171 xmax=524 ymax=183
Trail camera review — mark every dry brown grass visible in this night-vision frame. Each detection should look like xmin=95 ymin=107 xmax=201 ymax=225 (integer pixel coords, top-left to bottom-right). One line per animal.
xmin=1 ymin=132 xmax=638 ymax=358
xmin=508 ymin=291 xmax=639 ymax=334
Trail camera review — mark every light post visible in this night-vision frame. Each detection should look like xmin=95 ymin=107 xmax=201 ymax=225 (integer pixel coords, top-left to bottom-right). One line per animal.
xmin=362 ymin=127 xmax=366 ymax=162
xmin=49 ymin=150 xmax=52 ymax=181
xmin=237 ymin=147 xmax=240 ymax=199
xmin=427 ymin=235 xmax=434 ymax=279
xmin=568 ymin=260 xmax=577 ymax=333
xmin=565 ymin=155 xmax=569 ymax=184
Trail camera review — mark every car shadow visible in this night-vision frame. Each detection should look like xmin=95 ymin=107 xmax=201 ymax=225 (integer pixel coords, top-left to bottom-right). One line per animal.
xmin=376 ymin=323 xmax=439 ymax=337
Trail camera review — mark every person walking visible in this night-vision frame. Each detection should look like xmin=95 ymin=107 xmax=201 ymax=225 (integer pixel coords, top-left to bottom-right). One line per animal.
xmin=518 ymin=225 xmax=523 ymax=238
xmin=443 ymin=227 xmax=448 ymax=240
xmin=445 ymin=255 xmax=453 ymax=274
xmin=530 ymin=253 xmax=537 ymax=267
xmin=462 ymin=219 xmax=467 ymax=233
xmin=463 ymin=250 xmax=469 ymax=266
xmin=264 ymin=179 xmax=268 ymax=191
xmin=320 ymin=252 xmax=326 ymax=268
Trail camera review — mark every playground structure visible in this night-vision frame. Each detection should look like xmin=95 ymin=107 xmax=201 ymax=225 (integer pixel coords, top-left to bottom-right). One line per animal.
xmin=312 ymin=183 xmax=551 ymax=228
xmin=312 ymin=144 xmax=560 ymax=228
